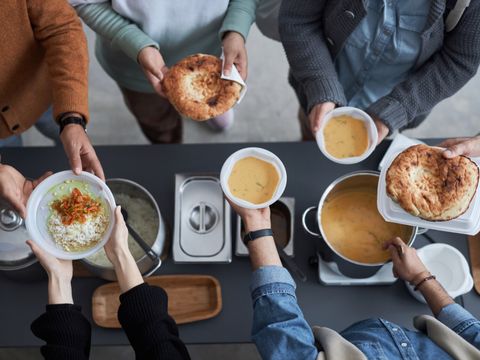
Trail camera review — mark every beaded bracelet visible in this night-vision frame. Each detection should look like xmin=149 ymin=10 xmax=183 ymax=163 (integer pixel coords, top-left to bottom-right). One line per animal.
xmin=414 ymin=275 xmax=436 ymax=291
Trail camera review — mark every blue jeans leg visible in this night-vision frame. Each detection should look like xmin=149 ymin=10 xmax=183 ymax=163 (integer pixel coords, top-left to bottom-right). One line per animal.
xmin=34 ymin=107 xmax=61 ymax=145
xmin=0 ymin=134 xmax=23 ymax=147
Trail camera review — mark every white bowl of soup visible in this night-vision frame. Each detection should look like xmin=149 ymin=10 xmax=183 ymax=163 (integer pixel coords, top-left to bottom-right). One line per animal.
xmin=220 ymin=148 xmax=287 ymax=209
xmin=317 ymin=107 xmax=378 ymax=164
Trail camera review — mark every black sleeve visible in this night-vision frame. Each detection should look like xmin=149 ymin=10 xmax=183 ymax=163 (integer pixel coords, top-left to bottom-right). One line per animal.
xmin=118 ymin=283 xmax=191 ymax=360
xmin=31 ymin=304 xmax=91 ymax=360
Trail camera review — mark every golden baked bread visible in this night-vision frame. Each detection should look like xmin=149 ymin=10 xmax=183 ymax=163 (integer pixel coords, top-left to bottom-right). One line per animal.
xmin=162 ymin=54 xmax=242 ymax=121
xmin=386 ymin=144 xmax=479 ymax=221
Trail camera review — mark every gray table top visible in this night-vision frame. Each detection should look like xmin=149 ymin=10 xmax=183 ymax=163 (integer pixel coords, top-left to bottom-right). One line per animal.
xmin=0 ymin=140 xmax=478 ymax=347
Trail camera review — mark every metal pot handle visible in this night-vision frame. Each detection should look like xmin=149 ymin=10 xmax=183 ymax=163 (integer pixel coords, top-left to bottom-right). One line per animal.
xmin=302 ymin=206 xmax=321 ymax=237
xmin=416 ymin=227 xmax=429 ymax=235
xmin=142 ymin=258 xmax=162 ymax=277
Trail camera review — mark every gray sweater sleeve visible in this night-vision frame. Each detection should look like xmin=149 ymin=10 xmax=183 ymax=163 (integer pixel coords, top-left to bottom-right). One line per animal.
xmin=367 ymin=1 xmax=480 ymax=132
xmin=279 ymin=0 xmax=347 ymax=114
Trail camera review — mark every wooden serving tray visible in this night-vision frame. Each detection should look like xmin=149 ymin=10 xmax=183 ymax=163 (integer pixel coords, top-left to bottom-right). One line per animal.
xmin=468 ymin=233 xmax=480 ymax=294
xmin=92 ymin=275 xmax=222 ymax=328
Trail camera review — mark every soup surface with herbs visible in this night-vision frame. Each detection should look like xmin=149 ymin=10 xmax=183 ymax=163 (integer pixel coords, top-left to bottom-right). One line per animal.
xmin=323 ymin=115 xmax=369 ymax=158
xmin=321 ymin=188 xmax=411 ymax=264
xmin=228 ymin=156 xmax=279 ymax=204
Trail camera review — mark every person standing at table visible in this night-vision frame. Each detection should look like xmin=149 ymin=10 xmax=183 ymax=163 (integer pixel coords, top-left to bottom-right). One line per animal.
xmin=231 ymin=202 xmax=480 ymax=359
xmin=0 ymin=1 xmax=104 ymax=180
xmin=68 ymin=0 xmax=257 ymax=143
xmin=279 ymin=0 xmax=480 ymax=142
xmin=29 ymin=207 xmax=191 ymax=360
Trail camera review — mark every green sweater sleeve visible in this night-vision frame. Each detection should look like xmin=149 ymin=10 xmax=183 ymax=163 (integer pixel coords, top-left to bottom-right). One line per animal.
xmin=75 ymin=3 xmax=158 ymax=62
xmin=219 ymin=0 xmax=259 ymax=41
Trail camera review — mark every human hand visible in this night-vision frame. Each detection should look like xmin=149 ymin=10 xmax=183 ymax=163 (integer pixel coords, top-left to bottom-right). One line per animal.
xmin=27 ymin=240 xmax=73 ymax=304
xmin=385 ymin=237 xmax=428 ymax=283
xmin=60 ymin=123 xmax=105 ymax=181
xmin=439 ymin=136 xmax=480 ymax=158
xmin=372 ymin=117 xmax=389 ymax=145
xmin=104 ymin=206 xmax=144 ymax=292
xmin=104 ymin=206 xmax=132 ymax=266
xmin=308 ymin=102 xmax=336 ymax=134
xmin=227 ymin=199 xmax=271 ymax=232
xmin=138 ymin=46 xmax=169 ymax=97
xmin=0 ymin=165 xmax=51 ymax=218
xmin=222 ymin=31 xmax=248 ymax=80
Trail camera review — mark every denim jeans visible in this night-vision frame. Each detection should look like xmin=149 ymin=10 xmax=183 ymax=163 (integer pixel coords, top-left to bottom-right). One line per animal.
xmin=251 ymin=266 xmax=480 ymax=360
xmin=0 ymin=107 xmax=60 ymax=147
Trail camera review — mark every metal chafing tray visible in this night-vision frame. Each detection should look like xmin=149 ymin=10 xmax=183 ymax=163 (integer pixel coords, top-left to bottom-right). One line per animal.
xmin=173 ymin=174 xmax=232 ymax=263
xmin=236 ymin=197 xmax=295 ymax=257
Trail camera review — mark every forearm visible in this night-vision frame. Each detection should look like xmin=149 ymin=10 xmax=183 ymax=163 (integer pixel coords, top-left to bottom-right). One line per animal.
xmin=415 ymin=272 xmax=454 ymax=316
xmin=219 ymin=0 xmax=258 ymax=41
xmin=110 ymin=250 xmax=144 ymax=293
xmin=76 ymin=3 xmax=158 ymax=62
xmin=279 ymin=0 xmax=345 ymax=112
xmin=247 ymin=237 xmax=282 ymax=270
xmin=118 ymin=284 xmax=191 ymax=359
xmin=367 ymin=4 xmax=480 ymax=132
xmin=244 ymin=215 xmax=281 ymax=270
xmin=28 ymin=0 xmax=89 ymax=122
xmin=48 ymin=275 xmax=74 ymax=305
xmin=31 ymin=304 xmax=91 ymax=360
xmin=251 ymin=267 xmax=318 ymax=360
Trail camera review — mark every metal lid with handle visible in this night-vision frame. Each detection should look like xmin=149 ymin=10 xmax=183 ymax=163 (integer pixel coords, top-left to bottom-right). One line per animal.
xmin=0 ymin=200 xmax=36 ymax=271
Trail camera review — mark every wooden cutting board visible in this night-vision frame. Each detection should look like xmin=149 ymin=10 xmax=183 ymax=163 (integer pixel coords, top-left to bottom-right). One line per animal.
xmin=92 ymin=275 xmax=222 ymax=328
xmin=468 ymin=233 xmax=480 ymax=294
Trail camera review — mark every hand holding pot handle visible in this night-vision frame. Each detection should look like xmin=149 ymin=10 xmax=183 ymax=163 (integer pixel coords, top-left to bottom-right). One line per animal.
xmin=386 ymin=237 xmax=428 ymax=282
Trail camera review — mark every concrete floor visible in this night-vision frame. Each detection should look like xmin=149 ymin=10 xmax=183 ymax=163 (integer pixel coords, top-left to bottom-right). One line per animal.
xmin=11 ymin=20 xmax=480 ymax=360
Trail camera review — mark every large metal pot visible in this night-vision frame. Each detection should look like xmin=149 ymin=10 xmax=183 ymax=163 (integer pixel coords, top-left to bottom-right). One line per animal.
xmin=302 ymin=171 xmax=425 ymax=278
xmin=81 ymin=179 xmax=166 ymax=281
xmin=0 ymin=199 xmax=46 ymax=281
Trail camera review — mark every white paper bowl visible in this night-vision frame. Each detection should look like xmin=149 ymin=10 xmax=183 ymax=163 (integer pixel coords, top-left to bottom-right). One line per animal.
xmin=220 ymin=147 xmax=287 ymax=209
xmin=26 ymin=171 xmax=116 ymax=260
xmin=316 ymin=107 xmax=378 ymax=165
xmin=405 ymin=243 xmax=474 ymax=303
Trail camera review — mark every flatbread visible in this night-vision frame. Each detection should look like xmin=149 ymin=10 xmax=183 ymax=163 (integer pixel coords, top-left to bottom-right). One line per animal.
xmin=386 ymin=144 xmax=479 ymax=221
xmin=162 ymin=54 xmax=242 ymax=121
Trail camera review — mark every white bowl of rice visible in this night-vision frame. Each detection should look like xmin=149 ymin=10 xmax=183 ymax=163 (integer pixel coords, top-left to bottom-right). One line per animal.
xmin=26 ymin=171 xmax=116 ymax=260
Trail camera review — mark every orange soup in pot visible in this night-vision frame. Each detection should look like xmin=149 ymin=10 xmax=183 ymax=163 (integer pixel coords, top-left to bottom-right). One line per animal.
xmin=321 ymin=188 xmax=411 ymax=264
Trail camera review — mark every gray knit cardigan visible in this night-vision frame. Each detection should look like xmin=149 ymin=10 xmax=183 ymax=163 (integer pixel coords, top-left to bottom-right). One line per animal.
xmin=279 ymin=0 xmax=480 ymax=132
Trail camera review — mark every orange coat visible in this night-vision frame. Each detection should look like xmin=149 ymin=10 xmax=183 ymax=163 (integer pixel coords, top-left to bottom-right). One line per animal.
xmin=0 ymin=0 xmax=89 ymax=139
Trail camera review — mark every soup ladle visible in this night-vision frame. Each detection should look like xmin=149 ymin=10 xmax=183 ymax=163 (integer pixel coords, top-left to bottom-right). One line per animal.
xmin=120 ymin=207 xmax=159 ymax=262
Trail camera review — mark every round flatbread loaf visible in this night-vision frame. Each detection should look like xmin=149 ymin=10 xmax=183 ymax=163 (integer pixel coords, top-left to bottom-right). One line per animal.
xmin=162 ymin=54 xmax=242 ymax=121
xmin=386 ymin=144 xmax=479 ymax=221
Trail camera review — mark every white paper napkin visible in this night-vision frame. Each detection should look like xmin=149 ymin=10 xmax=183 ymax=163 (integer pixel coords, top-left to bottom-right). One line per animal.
xmin=220 ymin=50 xmax=247 ymax=103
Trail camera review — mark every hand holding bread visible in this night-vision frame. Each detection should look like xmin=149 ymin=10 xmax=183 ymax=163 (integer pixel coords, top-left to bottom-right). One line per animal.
xmin=439 ymin=135 xmax=480 ymax=158
xmin=138 ymin=46 xmax=169 ymax=97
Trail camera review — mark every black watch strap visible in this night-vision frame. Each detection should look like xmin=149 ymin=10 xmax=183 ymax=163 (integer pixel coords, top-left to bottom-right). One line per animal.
xmin=59 ymin=116 xmax=87 ymax=134
xmin=243 ymin=228 xmax=273 ymax=246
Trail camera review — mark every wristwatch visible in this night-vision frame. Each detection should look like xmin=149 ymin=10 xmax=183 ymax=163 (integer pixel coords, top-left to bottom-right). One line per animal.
xmin=243 ymin=228 xmax=273 ymax=246
xmin=58 ymin=115 xmax=87 ymax=134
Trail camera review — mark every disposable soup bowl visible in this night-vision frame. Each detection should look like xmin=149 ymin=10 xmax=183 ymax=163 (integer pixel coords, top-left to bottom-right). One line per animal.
xmin=220 ymin=147 xmax=287 ymax=210
xmin=316 ymin=107 xmax=378 ymax=165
